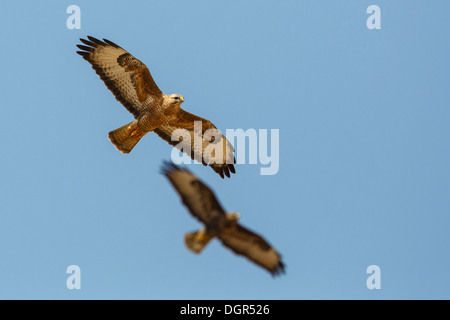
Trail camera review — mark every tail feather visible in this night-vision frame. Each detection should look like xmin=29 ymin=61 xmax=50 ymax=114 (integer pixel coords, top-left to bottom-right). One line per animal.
xmin=108 ymin=120 xmax=145 ymax=153
xmin=184 ymin=229 xmax=213 ymax=254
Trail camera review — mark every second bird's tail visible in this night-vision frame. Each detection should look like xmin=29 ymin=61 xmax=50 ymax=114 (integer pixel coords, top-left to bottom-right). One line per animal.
xmin=184 ymin=229 xmax=213 ymax=254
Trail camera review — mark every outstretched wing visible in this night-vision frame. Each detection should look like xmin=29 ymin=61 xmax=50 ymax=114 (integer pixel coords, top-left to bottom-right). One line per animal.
xmin=154 ymin=109 xmax=236 ymax=179
xmin=162 ymin=162 xmax=226 ymax=225
xmin=76 ymin=36 xmax=163 ymax=118
xmin=219 ymin=224 xmax=285 ymax=276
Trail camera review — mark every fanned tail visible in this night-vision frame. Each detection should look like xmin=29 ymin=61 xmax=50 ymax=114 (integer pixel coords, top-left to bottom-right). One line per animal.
xmin=184 ymin=229 xmax=213 ymax=254
xmin=108 ymin=120 xmax=145 ymax=153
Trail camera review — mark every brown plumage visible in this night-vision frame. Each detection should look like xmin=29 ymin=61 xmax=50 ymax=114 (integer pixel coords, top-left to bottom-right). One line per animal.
xmin=77 ymin=36 xmax=235 ymax=178
xmin=162 ymin=162 xmax=285 ymax=276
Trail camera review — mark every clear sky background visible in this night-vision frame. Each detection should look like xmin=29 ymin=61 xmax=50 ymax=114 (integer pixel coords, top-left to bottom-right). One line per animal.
xmin=0 ymin=1 xmax=449 ymax=300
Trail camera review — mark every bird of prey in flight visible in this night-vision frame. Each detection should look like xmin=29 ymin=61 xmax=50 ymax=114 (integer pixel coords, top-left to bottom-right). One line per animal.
xmin=162 ymin=162 xmax=285 ymax=276
xmin=76 ymin=36 xmax=235 ymax=178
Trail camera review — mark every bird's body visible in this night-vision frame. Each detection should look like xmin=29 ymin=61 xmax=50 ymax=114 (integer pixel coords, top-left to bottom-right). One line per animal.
xmin=162 ymin=163 xmax=285 ymax=276
xmin=77 ymin=36 xmax=235 ymax=178
xmin=107 ymin=93 xmax=186 ymax=153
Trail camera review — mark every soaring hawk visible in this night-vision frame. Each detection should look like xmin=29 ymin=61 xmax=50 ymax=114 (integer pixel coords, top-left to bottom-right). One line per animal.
xmin=162 ymin=162 xmax=285 ymax=276
xmin=76 ymin=36 xmax=235 ymax=178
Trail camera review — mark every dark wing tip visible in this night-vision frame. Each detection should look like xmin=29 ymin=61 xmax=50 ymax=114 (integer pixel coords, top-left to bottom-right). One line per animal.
xmin=271 ymin=261 xmax=286 ymax=277
xmin=76 ymin=51 xmax=89 ymax=57
xmin=78 ymin=36 xmax=112 ymax=49
xmin=79 ymin=37 xmax=95 ymax=47
xmin=223 ymin=166 xmax=230 ymax=178
xmin=160 ymin=161 xmax=194 ymax=178
xmin=211 ymin=163 xmax=236 ymax=179
xmin=160 ymin=160 xmax=181 ymax=176
xmin=76 ymin=44 xmax=94 ymax=52
xmin=103 ymin=38 xmax=120 ymax=48
xmin=87 ymin=36 xmax=107 ymax=46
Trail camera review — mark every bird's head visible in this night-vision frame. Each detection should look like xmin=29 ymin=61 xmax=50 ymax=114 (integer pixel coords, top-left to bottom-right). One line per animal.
xmin=226 ymin=212 xmax=240 ymax=221
xmin=168 ymin=94 xmax=184 ymax=105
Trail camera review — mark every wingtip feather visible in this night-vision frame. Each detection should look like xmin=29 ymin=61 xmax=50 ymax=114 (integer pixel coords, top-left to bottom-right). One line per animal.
xmin=87 ymin=36 xmax=106 ymax=46
xmin=223 ymin=167 xmax=230 ymax=178
xmin=160 ymin=161 xmax=181 ymax=176
xmin=103 ymin=38 xmax=120 ymax=48
xmin=271 ymin=261 xmax=286 ymax=277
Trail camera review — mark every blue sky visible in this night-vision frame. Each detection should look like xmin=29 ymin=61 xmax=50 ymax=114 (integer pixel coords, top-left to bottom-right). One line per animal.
xmin=0 ymin=1 xmax=449 ymax=299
